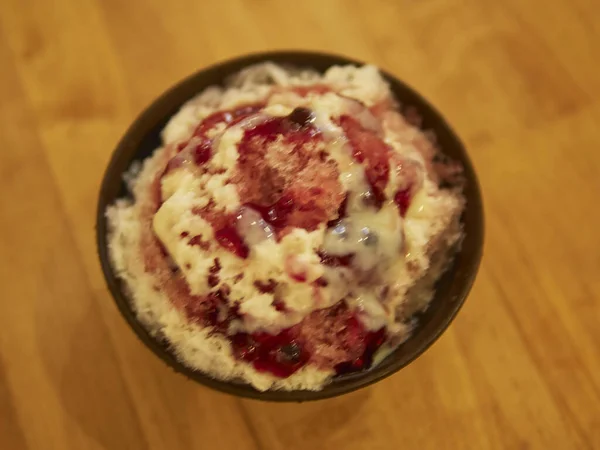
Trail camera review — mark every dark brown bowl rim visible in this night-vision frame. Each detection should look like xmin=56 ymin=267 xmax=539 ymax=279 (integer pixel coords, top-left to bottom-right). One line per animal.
xmin=96 ymin=50 xmax=484 ymax=402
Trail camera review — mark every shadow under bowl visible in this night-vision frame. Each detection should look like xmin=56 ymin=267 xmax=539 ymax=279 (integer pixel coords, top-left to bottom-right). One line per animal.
xmin=96 ymin=50 xmax=484 ymax=402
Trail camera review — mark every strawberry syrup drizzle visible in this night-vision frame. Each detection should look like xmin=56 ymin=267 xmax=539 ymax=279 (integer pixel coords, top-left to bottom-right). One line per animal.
xmin=144 ymin=99 xmax=407 ymax=378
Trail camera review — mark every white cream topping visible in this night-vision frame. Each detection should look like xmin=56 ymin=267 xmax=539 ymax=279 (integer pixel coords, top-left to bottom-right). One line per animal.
xmin=322 ymin=204 xmax=403 ymax=273
xmin=152 ymin=83 xmax=456 ymax=334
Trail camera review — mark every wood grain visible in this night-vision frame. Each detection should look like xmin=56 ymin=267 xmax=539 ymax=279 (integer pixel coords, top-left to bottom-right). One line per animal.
xmin=0 ymin=0 xmax=599 ymax=448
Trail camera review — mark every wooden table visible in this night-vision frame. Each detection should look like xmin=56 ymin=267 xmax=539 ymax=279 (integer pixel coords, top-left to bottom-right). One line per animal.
xmin=1 ymin=0 xmax=599 ymax=448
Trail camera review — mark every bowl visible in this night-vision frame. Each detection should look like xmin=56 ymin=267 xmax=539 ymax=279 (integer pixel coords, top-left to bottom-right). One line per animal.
xmin=96 ymin=50 xmax=484 ymax=402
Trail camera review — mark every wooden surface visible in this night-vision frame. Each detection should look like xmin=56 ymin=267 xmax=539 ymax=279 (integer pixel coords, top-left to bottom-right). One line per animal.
xmin=1 ymin=0 xmax=599 ymax=448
